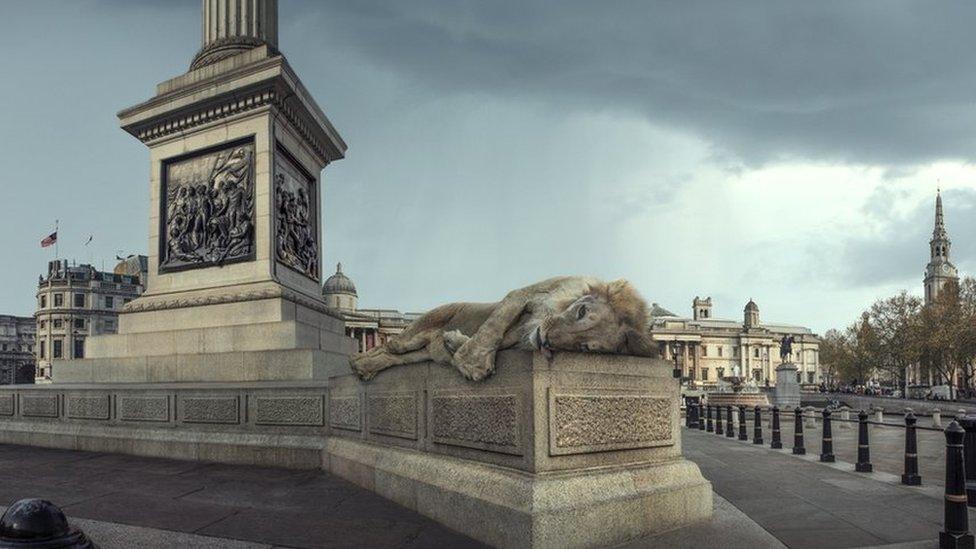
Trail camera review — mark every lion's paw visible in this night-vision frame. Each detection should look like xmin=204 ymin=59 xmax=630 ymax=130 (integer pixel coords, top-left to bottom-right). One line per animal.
xmin=350 ymin=356 xmax=377 ymax=382
xmin=442 ymin=330 xmax=470 ymax=355
xmin=453 ymin=347 xmax=496 ymax=382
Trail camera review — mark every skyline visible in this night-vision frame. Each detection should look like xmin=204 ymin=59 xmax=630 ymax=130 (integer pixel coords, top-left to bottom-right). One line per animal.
xmin=3 ymin=1 xmax=976 ymax=334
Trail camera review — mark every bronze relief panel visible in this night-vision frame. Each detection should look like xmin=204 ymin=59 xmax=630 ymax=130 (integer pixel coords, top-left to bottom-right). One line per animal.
xmin=274 ymin=147 xmax=319 ymax=281
xmin=159 ymin=139 xmax=256 ymax=272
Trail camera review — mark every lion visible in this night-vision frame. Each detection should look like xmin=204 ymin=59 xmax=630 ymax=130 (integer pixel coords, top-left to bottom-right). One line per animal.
xmin=350 ymin=276 xmax=657 ymax=381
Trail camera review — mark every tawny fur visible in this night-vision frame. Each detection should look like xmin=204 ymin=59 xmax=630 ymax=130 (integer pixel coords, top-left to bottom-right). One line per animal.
xmin=350 ymin=276 xmax=656 ymax=382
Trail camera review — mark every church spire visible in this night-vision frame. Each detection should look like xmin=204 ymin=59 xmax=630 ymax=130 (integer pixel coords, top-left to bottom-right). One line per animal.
xmin=931 ymin=189 xmax=950 ymax=261
xmin=924 ymin=189 xmax=957 ymax=305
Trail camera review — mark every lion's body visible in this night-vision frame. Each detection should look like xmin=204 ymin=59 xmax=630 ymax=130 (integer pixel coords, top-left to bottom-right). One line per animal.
xmin=350 ymin=276 xmax=654 ymax=381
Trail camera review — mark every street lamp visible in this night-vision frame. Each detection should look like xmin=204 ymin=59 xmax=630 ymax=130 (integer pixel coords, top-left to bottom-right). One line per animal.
xmin=670 ymin=339 xmax=682 ymax=379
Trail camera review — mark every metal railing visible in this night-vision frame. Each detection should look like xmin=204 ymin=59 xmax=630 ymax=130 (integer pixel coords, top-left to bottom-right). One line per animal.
xmin=684 ymin=402 xmax=976 ymax=548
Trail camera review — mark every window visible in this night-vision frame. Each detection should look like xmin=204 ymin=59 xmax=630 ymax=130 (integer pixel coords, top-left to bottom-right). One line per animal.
xmin=754 ymin=348 xmax=760 ymax=358
xmin=753 ymin=369 xmax=762 ymax=382
xmin=105 ymin=296 xmax=114 ymax=309
xmin=40 ymin=295 xmax=47 ymax=308
xmin=73 ymin=318 xmax=85 ymax=330
xmin=718 ymin=347 xmax=723 ymax=357
xmin=73 ymin=293 xmax=85 ymax=308
xmin=53 ymin=320 xmax=62 ymax=329
xmin=103 ymin=319 xmax=116 ymax=333
xmin=39 ymin=341 xmax=45 ymax=359
xmin=53 ymin=294 xmax=63 ymax=307
xmin=807 ymin=372 xmax=815 ymax=384
xmin=796 ymin=372 xmax=801 ymax=383
xmin=701 ymin=368 xmax=709 ymax=381
xmin=73 ymin=339 xmax=84 ymax=359
xmin=716 ymin=367 xmax=725 ymax=379
xmin=39 ymin=320 xmax=46 ymax=329
xmin=53 ymin=339 xmax=63 ymax=359
xmin=702 ymin=346 xmax=708 ymax=357
xmin=1 ymin=344 xmax=6 ymax=351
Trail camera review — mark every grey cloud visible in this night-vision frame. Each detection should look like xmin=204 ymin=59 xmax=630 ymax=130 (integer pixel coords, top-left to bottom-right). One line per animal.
xmin=284 ymin=0 xmax=976 ymax=167
xmin=841 ymin=187 xmax=976 ymax=288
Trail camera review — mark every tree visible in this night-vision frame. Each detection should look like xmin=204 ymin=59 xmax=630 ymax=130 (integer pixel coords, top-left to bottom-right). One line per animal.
xmin=867 ymin=292 xmax=923 ymax=395
xmin=840 ymin=313 xmax=880 ymax=386
xmin=917 ymin=280 xmax=976 ymax=398
xmin=819 ymin=328 xmax=851 ymax=388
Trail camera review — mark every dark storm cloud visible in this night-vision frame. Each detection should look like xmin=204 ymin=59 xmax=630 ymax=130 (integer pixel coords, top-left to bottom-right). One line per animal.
xmin=842 ymin=187 xmax=976 ymax=287
xmin=287 ymin=0 xmax=976 ymax=167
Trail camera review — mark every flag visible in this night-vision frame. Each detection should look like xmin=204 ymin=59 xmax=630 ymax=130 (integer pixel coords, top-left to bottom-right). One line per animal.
xmin=40 ymin=232 xmax=57 ymax=248
xmin=84 ymin=235 xmax=93 ymax=246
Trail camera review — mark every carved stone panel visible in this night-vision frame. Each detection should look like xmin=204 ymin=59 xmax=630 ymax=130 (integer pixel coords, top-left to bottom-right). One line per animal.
xmin=159 ymin=139 xmax=255 ymax=272
xmin=0 ymin=394 xmax=14 ymax=416
xmin=181 ymin=396 xmax=240 ymax=424
xmin=548 ymin=392 xmax=673 ymax=456
xmin=253 ymin=395 xmax=324 ymax=426
xmin=329 ymin=394 xmax=361 ymax=432
xmin=119 ymin=396 xmax=170 ymax=423
xmin=274 ymin=148 xmax=318 ymax=280
xmin=67 ymin=395 xmax=111 ymax=420
xmin=21 ymin=395 xmax=58 ymax=418
xmin=367 ymin=392 xmax=418 ymax=440
xmin=430 ymin=393 xmax=522 ymax=455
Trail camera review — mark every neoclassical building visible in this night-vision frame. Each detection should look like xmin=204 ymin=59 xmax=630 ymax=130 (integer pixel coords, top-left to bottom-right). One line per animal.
xmin=321 ymin=263 xmax=421 ymax=353
xmin=35 ymin=258 xmax=147 ymax=382
xmin=650 ymin=297 xmax=821 ymax=388
xmin=0 ymin=315 xmax=36 ymax=384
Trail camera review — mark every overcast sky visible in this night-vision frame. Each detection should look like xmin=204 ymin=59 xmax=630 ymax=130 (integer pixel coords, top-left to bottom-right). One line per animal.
xmin=2 ymin=1 xmax=976 ymax=333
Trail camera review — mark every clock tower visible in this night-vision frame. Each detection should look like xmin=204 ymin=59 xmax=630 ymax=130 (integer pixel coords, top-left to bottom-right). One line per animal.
xmin=924 ymin=190 xmax=958 ymax=305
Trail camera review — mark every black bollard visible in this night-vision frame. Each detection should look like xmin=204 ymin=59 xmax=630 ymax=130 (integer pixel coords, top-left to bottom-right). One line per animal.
xmin=903 ymin=412 xmax=922 ymax=486
xmin=706 ymin=405 xmax=714 ymax=433
xmin=0 ymin=498 xmax=96 ymax=548
xmin=941 ymin=420 xmax=975 ymax=549
xmin=686 ymin=397 xmax=700 ymax=429
xmin=698 ymin=403 xmax=706 ymax=431
xmin=770 ymin=406 xmax=782 ymax=449
xmin=959 ymin=415 xmax=976 ymax=505
xmin=715 ymin=404 xmax=724 ymax=435
xmin=726 ymin=406 xmax=735 ymax=438
xmin=738 ymin=406 xmax=748 ymax=441
xmin=793 ymin=406 xmax=806 ymax=455
xmin=856 ymin=410 xmax=873 ymax=473
xmin=753 ymin=406 xmax=764 ymax=444
xmin=820 ymin=408 xmax=835 ymax=463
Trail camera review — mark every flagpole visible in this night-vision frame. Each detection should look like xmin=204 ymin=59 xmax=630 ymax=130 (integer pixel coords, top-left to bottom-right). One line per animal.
xmin=54 ymin=219 xmax=59 ymax=261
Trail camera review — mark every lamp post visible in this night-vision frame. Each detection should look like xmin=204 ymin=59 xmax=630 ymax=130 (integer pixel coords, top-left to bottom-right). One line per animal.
xmin=670 ymin=339 xmax=682 ymax=379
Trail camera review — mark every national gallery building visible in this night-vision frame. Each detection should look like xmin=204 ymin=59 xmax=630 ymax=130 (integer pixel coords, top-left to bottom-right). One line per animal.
xmin=650 ymin=296 xmax=822 ymax=389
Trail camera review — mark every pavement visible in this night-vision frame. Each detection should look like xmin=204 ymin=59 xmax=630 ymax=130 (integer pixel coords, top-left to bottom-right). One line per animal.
xmin=682 ymin=420 xmax=974 ymax=548
xmin=0 ymin=419 xmax=966 ymax=548
xmin=0 ymin=444 xmax=481 ymax=548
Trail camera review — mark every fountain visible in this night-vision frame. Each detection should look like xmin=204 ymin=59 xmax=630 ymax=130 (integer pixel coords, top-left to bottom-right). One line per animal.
xmin=707 ymin=368 xmax=770 ymax=408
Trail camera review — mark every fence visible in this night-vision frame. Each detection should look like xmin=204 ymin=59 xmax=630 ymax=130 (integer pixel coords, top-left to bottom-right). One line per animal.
xmin=684 ymin=401 xmax=976 ymax=549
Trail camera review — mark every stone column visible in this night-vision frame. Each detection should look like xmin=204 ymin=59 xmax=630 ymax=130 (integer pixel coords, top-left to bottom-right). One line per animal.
xmin=193 ymin=0 xmax=279 ymax=69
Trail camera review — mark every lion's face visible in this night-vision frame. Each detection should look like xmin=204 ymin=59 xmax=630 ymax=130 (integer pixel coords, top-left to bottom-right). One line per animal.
xmin=530 ymin=280 xmax=656 ymax=359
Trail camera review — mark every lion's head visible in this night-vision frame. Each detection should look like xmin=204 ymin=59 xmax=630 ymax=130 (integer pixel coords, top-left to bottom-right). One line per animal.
xmin=529 ymin=279 xmax=656 ymax=359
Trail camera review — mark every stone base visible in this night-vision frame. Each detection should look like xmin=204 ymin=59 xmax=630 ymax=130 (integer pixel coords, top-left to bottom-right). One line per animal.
xmin=325 ymin=437 xmax=712 ymax=549
xmin=0 ymin=351 xmax=712 ymax=548
xmin=774 ymin=363 xmax=801 ymax=409
xmin=54 ymin=348 xmax=351 ymax=384
xmin=54 ymin=294 xmax=356 ymax=384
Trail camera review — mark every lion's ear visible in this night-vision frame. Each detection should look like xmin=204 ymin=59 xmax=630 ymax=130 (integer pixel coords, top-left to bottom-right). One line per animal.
xmin=622 ymin=329 xmax=657 ymax=357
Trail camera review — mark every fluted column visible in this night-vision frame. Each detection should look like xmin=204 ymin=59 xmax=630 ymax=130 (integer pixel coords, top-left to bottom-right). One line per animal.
xmin=192 ymin=0 xmax=278 ymax=70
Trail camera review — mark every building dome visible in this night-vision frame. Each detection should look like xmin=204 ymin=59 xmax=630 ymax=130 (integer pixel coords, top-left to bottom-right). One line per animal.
xmin=744 ymin=299 xmax=759 ymax=312
xmin=322 ymin=263 xmax=358 ymax=312
xmin=322 ymin=263 xmax=357 ymax=297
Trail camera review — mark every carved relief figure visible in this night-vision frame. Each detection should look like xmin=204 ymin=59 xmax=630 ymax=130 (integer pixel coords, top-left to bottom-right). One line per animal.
xmin=351 ymin=277 xmax=657 ymax=381
xmin=274 ymin=157 xmax=318 ymax=280
xmin=161 ymin=144 xmax=255 ymax=271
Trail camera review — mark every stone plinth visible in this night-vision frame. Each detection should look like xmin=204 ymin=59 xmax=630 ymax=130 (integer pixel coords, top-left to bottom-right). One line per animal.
xmin=325 ymin=351 xmax=712 ymax=549
xmin=0 ymin=351 xmax=711 ymax=548
xmin=774 ymin=362 xmax=801 ymax=409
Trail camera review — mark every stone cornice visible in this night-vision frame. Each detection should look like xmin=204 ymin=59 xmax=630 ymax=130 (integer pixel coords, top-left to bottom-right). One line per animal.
xmin=119 ymin=54 xmax=345 ymax=165
xmin=122 ymin=285 xmax=344 ymax=321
